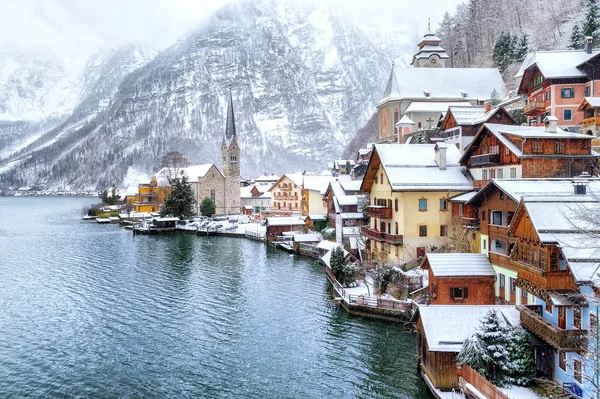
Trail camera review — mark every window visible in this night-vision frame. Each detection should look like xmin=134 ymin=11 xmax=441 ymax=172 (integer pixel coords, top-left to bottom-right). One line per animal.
xmin=510 ymin=167 xmax=516 ymax=179
xmin=395 ymin=222 xmax=398 ymax=235
xmin=439 ymin=198 xmax=448 ymax=211
xmin=419 ymin=225 xmax=427 ymax=237
xmin=532 ymin=140 xmax=542 ymax=153
xmin=574 ymin=358 xmax=582 ymax=383
xmin=521 ymin=288 xmax=528 ymax=303
xmin=497 ymin=169 xmax=503 ymax=179
xmin=490 ymin=169 xmax=496 ymax=179
xmin=563 ymin=109 xmax=572 ymax=121
xmin=500 ymin=191 xmax=504 ymax=200
xmin=554 ymin=141 xmax=565 ymax=154
xmin=499 ymin=273 xmax=506 ymax=289
xmin=492 ymin=210 xmax=503 ymax=226
xmin=574 ymin=307 xmax=582 ymax=329
xmin=380 ymin=173 xmax=384 ymax=184
xmin=561 ymin=88 xmax=575 ymax=98
xmin=431 ymin=284 xmax=438 ymax=298
xmin=395 ymin=198 xmax=398 ymax=212
xmin=450 ymin=287 xmax=468 ymax=300
xmin=440 ymin=225 xmax=448 ymax=237
xmin=482 ymin=169 xmax=488 ymax=180
xmin=546 ymin=302 xmax=553 ymax=314
xmin=491 ymin=145 xmax=499 ymax=154
xmin=419 ymin=199 xmax=427 ymax=211
xmin=483 ymin=238 xmax=487 ymax=249
xmin=585 ymin=86 xmax=591 ymax=97
xmin=541 ymin=250 xmax=547 ymax=269
xmin=374 ymin=176 xmax=378 ymax=184
xmin=559 ymin=350 xmax=567 ymax=371
xmin=210 ymin=190 xmax=216 ymax=203
xmin=545 ymin=90 xmax=551 ymax=101
xmin=509 ymin=277 xmax=516 ymax=293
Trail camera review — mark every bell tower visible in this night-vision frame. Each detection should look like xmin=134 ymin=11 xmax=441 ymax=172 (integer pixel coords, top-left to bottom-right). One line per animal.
xmin=222 ymin=91 xmax=241 ymax=214
xmin=411 ymin=19 xmax=449 ymax=68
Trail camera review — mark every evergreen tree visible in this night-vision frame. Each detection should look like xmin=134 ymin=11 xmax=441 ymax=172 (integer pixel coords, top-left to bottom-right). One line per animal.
xmin=583 ymin=0 xmax=600 ymax=45
xmin=515 ymin=34 xmax=529 ymax=62
xmin=570 ymin=24 xmax=585 ymax=50
xmin=489 ymin=89 xmax=501 ymax=107
xmin=345 ymin=161 xmax=351 ymax=175
xmin=200 ymin=196 xmax=216 ymax=217
xmin=506 ymin=327 xmax=535 ymax=386
xmin=457 ymin=310 xmax=513 ymax=386
xmin=160 ymin=175 xmax=196 ymax=219
xmin=492 ymin=32 xmax=513 ymax=74
xmin=330 ymin=247 xmax=356 ymax=287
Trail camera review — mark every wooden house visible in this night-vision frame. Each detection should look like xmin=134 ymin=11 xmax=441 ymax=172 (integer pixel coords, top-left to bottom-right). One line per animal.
xmin=422 ymin=253 xmax=496 ymax=305
xmin=416 ymin=305 xmax=520 ymax=391
xmin=265 ymin=216 xmax=306 ymax=242
xmin=439 ymin=105 xmax=515 ymax=153
xmin=460 ymin=120 xmax=597 ymax=188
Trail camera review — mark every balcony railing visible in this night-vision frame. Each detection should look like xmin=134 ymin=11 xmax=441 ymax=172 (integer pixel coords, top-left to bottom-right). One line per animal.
xmin=583 ymin=116 xmax=600 ymax=127
xmin=518 ymin=305 xmax=587 ymax=351
xmin=461 ymin=217 xmax=480 ymax=229
xmin=366 ymin=206 xmax=392 ymax=219
xmin=280 ymin=186 xmax=292 ymax=191
xmin=523 ymin=101 xmax=546 ymax=114
xmin=361 ymin=226 xmax=403 ymax=245
xmin=471 ymin=153 xmax=500 ymax=167
xmin=488 ymin=252 xmax=514 ymax=270
xmin=517 ymin=264 xmax=578 ymax=290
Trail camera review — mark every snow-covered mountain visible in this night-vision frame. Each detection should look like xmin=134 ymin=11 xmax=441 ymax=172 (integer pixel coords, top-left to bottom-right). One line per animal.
xmin=0 ymin=0 xmax=405 ymax=190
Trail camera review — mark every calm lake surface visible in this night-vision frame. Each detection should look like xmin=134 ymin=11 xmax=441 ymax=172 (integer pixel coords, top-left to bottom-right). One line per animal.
xmin=0 ymin=197 xmax=432 ymax=398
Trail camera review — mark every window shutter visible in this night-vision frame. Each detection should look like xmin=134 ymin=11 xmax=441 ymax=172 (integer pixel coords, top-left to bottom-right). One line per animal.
xmin=464 ymin=287 xmax=469 ymax=299
xmin=450 ymin=287 xmax=454 ymax=299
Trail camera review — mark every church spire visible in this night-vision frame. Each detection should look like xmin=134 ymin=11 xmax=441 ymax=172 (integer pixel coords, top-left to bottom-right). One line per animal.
xmin=224 ymin=89 xmax=236 ymax=145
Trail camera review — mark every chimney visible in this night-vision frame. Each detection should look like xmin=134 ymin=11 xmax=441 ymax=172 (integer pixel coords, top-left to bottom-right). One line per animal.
xmin=585 ymin=36 xmax=593 ymax=54
xmin=435 ymin=143 xmax=447 ymax=170
xmin=543 ymin=115 xmax=558 ymax=133
xmin=573 ymin=172 xmax=591 ymax=195
xmin=484 ymin=102 xmax=492 ymax=113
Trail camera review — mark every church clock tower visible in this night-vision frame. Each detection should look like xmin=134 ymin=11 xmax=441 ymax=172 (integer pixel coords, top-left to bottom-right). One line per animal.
xmin=221 ymin=92 xmax=241 ymax=215
xmin=411 ymin=19 xmax=449 ymax=68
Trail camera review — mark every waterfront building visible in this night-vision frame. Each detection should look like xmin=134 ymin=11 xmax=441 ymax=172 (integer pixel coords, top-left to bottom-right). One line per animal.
xmin=265 ymin=216 xmax=306 ymax=242
xmin=268 ymin=174 xmax=304 ymax=213
xmin=324 ymin=179 xmax=365 ymax=249
xmin=459 ymin=119 xmax=597 ymax=189
xmin=301 ymin=175 xmax=339 ymax=217
xmin=422 ymin=253 xmax=496 ymax=305
xmin=240 ymin=185 xmax=271 ymax=215
xmin=360 ymin=143 xmax=473 ymax=264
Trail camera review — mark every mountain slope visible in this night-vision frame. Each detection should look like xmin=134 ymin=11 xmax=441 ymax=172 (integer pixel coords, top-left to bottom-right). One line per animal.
xmin=0 ymin=0 xmax=396 ymax=190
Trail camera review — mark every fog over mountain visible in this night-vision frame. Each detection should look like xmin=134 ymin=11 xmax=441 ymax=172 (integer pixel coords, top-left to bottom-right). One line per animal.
xmin=0 ymin=0 xmax=462 ymax=190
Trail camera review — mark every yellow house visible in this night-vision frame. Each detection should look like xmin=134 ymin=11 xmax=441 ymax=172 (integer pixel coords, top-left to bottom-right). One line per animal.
xmin=360 ymin=143 xmax=473 ymax=264
xmin=132 ymin=177 xmax=170 ymax=213
xmin=268 ymin=173 xmax=304 ymax=213
xmin=301 ymin=175 xmax=341 ymax=216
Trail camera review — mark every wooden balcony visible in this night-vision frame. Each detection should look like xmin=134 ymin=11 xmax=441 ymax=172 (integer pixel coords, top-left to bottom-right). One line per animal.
xmin=524 ymin=101 xmax=546 ymax=114
xmin=517 ymin=305 xmax=587 ymax=351
xmin=517 ymin=264 xmax=578 ymax=290
xmin=361 ymin=226 xmax=403 ymax=245
xmin=366 ymin=206 xmax=392 ymax=219
xmin=488 ymin=224 xmax=507 ymax=237
xmin=461 ymin=217 xmax=480 ymax=229
xmin=471 ymin=153 xmax=500 ymax=166
xmin=583 ymin=116 xmax=600 ymax=127
xmin=280 ymin=186 xmax=292 ymax=191
xmin=488 ymin=252 xmax=514 ymax=270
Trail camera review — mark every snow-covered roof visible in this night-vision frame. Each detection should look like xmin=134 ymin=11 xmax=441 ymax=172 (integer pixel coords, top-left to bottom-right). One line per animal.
xmin=154 ymin=164 xmax=217 ymax=185
xmin=488 ymin=179 xmax=600 ymax=203
xmin=380 ymin=67 xmax=506 ymax=106
xmin=317 ymin=240 xmax=340 ymax=251
xmin=125 ymin=185 xmax=139 ymax=196
xmin=342 ymin=226 xmax=361 ymax=236
xmin=307 ymin=214 xmax=326 ymax=221
xmin=397 ymin=114 xmax=415 ymax=125
xmin=303 ymin=175 xmax=336 ymax=194
xmin=516 ymin=49 xmax=600 ymax=80
xmin=185 ymin=164 xmax=215 ymax=182
xmin=426 ymin=253 xmax=495 ymax=277
xmin=419 ymin=305 xmax=521 ymax=352
xmin=449 ymin=191 xmax=477 ymax=203
xmin=292 ymin=233 xmax=323 ymax=242
xmin=579 ymin=96 xmax=600 ymax=110
xmin=254 ymin=174 xmax=280 ymax=183
xmin=404 ymin=101 xmax=471 ymax=114
xmin=240 ymin=186 xmax=254 ymax=198
xmin=333 ymin=160 xmax=356 ymax=169
xmin=266 ymin=216 xmax=306 ymax=226
xmin=446 ymin=106 xmax=499 ymax=126
xmin=339 ymin=180 xmax=362 ymax=192
xmin=329 ymin=180 xmax=359 ymax=206
xmin=372 ymin=144 xmax=473 ymax=191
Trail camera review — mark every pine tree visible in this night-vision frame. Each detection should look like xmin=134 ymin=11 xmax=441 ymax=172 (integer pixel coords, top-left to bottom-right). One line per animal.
xmin=457 ymin=310 xmax=512 ymax=386
xmin=515 ymin=34 xmax=529 ymax=62
xmin=200 ymin=196 xmax=216 ymax=217
xmin=160 ymin=175 xmax=196 ymax=219
xmin=570 ymin=24 xmax=585 ymax=50
xmin=489 ymin=89 xmax=501 ymax=107
xmin=583 ymin=0 xmax=600 ymax=45
xmin=330 ymin=247 xmax=356 ymax=287
xmin=506 ymin=327 xmax=535 ymax=386
xmin=492 ymin=32 xmax=513 ymax=74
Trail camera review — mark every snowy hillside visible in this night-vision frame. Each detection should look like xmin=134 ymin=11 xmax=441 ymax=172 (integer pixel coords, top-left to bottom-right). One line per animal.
xmin=0 ymin=0 xmax=406 ymax=190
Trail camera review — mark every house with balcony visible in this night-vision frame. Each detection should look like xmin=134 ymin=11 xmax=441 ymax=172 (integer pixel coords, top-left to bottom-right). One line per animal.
xmin=577 ymin=97 xmax=600 ymax=152
xmin=506 ymin=181 xmax=600 ymax=397
xmin=360 ymin=143 xmax=473 ymax=264
xmin=460 ymin=120 xmax=597 ymax=189
xmin=268 ymin=173 xmax=304 ymax=214
xmin=439 ymin=105 xmax=515 ymax=153
xmin=516 ymin=38 xmax=600 ymax=128
xmin=422 ymin=253 xmax=496 ymax=305
xmin=301 ymin=175 xmax=340 ymax=217
xmin=325 ymin=179 xmax=365 ymax=248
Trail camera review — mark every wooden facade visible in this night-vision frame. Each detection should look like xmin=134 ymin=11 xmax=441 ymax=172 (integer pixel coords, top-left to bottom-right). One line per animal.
xmin=416 ymin=318 xmax=460 ymax=390
xmin=440 ymin=106 xmax=515 ymax=139
xmin=422 ymin=258 xmax=495 ymax=305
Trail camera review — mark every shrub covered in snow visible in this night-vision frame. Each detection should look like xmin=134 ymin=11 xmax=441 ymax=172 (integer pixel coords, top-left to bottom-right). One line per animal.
xmin=457 ymin=310 xmax=534 ymax=387
xmin=330 ymin=247 xmax=357 ymax=287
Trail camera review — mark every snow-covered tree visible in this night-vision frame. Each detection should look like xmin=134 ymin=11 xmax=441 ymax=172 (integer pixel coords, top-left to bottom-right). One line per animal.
xmin=489 ymin=89 xmax=501 ymax=107
xmin=330 ymin=247 xmax=357 ymax=287
xmin=506 ymin=327 xmax=535 ymax=386
xmin=160 ymin=175 xmax=196 ymax=219
xmin=570 ymin=25 xmax=585 ymax=50
xmin=583 ymin=0 xmax=600 ymax=45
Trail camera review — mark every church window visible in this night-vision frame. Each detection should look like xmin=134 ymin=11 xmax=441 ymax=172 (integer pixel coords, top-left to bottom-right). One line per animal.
xmin=210 ymin=190 xmax=215 ymax=203
xmin=418 ymin=122 xmax=422 ymax=129
xmin=393 ymin=108 xmax=399 ymax=125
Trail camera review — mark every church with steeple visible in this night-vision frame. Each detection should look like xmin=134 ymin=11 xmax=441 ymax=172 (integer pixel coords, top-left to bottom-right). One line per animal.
xmin=221 ymin=92 xmax=241 ymax=215
xmin=410 ymin=19 xmax=449 ymax=68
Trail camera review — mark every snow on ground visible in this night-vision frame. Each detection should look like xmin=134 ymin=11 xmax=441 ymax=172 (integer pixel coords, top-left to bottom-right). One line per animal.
xmin=343 ymin=275 xmax=396 ymax=300
xmin=500 ymin=385 xmax=543 ymax=399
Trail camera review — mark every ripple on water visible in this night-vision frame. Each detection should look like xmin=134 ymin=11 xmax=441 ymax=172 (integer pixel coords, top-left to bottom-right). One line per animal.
xmin=0 ymin=197 xmax=432 ymax=399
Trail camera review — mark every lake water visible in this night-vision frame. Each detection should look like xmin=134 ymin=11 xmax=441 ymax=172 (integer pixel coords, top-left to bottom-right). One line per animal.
xmin=0 ymin=196 xmax=432 ymax=398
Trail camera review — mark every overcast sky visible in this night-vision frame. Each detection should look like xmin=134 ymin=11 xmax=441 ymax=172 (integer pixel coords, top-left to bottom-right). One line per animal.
xmin=1 ymin=0 xmax=465 ymax=59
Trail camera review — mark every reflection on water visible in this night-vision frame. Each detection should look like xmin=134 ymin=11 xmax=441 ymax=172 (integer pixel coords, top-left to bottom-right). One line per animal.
xmin=0 ymin=197 xmax=432 ymax=398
